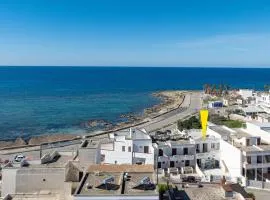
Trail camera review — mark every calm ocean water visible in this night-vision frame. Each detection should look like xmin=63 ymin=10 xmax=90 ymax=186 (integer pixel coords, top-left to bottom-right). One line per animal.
xmin=0 ymin=66 xmax=270 ymax=140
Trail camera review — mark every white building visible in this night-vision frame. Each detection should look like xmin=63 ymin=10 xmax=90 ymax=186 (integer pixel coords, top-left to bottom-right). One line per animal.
xmin=238 ymin=89 xmax=254 ymax=100
xmin=255 ymin=113 xmax=270 ymax=123
xmin=245 ymin=122 xmax=270 ymax=144
xmin=208 ymin=124 xmax=270 ymax=189
xmin=1 ymin=152 xmax=79 ymax=200
xmin=241 ymin=105 xmax=264 ymax=117
xmin=190 ymin=130 xmax=220 ymax=170
xmin=155 ymin=129 xmax=220 ymax=174
xmin=256 ymin=92 xmax=270 ymax=113
xmin=100 ymin=128 xmax=154 ymax=165
xmin=156 ymin=140 xmax=196 ymax=173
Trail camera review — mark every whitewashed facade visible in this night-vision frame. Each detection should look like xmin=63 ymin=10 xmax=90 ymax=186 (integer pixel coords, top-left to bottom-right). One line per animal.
xmin=256 ymin=92 xmax=270 ymax=113
xmin=156 ymin=130 xmax=220 ymax=172
xmin=209 ymin=124 xmax=270 ymax=188
xmin=238 ymin=89 xmax=254 ymax=100
xmin=100 ymin=128 xmax=154 ymax=165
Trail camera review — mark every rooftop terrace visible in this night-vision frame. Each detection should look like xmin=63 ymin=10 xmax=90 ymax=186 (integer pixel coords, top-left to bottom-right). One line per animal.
xmin=76 ymin=164 xmax=157 ymax=197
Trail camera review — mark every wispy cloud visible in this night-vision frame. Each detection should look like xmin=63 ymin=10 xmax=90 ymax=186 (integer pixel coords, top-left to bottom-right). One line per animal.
xmin=176 ymin=33 xmax=270 ymax=52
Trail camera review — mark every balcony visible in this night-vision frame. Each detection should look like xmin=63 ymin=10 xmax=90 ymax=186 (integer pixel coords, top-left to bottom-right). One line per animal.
xmin=171 ymin=154 xmax=194 ymax=160
xmin=158 ymin=154 xmax=194 ymax=161
xmin=244 ymin=162 xmax=270 ymax=169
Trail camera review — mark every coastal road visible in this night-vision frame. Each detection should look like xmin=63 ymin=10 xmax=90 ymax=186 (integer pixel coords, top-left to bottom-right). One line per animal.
xmin=138 ymin=92 xmax=202 ymax=133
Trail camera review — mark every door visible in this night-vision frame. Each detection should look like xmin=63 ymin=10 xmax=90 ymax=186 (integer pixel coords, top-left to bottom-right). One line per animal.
xmin=159 ymin=149 xmax=163 ymax=156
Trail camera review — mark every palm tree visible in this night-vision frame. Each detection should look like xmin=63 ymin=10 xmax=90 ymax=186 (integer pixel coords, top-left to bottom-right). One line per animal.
xmin=211 ymin=84 xmax=216 ymax=95
xmin=224 ymin=84 xmax=230 ymax=96
xmin=264 ymin=84 xmax=270 ymax=93
xmin=203 ymin=84 xmax=208 ymax=94
xmin=218 ymin=84 xmax=224 ymax=96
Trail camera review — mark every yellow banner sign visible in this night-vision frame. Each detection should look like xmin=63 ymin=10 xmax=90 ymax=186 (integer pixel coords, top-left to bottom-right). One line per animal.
xmin=200 ymin=109 xmax=209 ymax=139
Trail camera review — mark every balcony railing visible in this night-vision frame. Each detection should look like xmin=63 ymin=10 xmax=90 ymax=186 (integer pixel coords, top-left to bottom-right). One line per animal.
xmin=244 ymin=162 xmax=270 ymax=169
xmin=171 ymin=154 xmax=194 ymax=160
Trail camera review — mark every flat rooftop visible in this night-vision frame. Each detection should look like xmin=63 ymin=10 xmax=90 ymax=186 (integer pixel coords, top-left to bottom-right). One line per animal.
xmin=242 ymin=106 xmax=264 ymax=113
xmin=257 ymin=113 xmax=270 ymax=119
xmin=231 ymin=128 xmax=253 ymax=139
xmin=234 ymin=144 xmax=270 ymax=152
xmin=111 ymin=128 xmax=150 ymax=140
xmin=209 ymin=126 xmax=232 ymax=139
xmin=78 ymin=172 xmax=122 ymax=196
xmin=180 ymin=184 xmax=225 ymax=200
xmin=80 ymin=139 xmax=101 ymax=149
xmin=248 ymin=121 xmax=270 ymax=129
xmin=76 ymin=164 xmax=157 ymax=196
xmin=124 ymin=172 xmax=157 ymax=196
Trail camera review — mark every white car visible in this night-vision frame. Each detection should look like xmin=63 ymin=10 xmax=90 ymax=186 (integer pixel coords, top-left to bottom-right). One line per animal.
xmin=14 ymin=154 xmax=25 ymax=162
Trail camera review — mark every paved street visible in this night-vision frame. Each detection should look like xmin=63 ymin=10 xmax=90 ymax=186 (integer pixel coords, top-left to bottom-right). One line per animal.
xmin=140 ymin=92 xmax=202 ymax=132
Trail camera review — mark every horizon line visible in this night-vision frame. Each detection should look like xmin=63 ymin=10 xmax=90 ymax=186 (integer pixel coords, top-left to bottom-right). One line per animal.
xmin=1 ymin=65 xmax=270 ymax=69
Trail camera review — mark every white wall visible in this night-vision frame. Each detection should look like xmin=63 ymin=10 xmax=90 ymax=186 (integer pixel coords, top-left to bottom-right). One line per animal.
xmin=2 ymin=168 xmax=17 ymax=196
xmin=133 ymin=140 xmax=153 ymax=154
xmin=100 ymin=138 xmax=154 ymax=165
xmin=101 ymin=149 xmax=132 ymax=164
xmin=220 ymin=140 xmax=242 ymax=178
xmin=246 ymin=122 xmax=270 ymax=144
xmin=239 ymin=89 xmax=253 ymax=99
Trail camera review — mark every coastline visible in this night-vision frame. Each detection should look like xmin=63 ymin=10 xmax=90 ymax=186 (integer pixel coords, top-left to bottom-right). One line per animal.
xmin=0 ymin=90 xmax=186 ymax=149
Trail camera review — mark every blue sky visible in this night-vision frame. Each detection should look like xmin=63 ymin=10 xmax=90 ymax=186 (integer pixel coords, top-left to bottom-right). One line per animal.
xmin=1 ymin=0 xmax=270 ymax=67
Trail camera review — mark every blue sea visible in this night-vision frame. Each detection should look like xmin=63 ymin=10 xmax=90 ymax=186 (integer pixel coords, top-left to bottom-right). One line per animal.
xmin=0 ymin=66 xmax=270 ymax=140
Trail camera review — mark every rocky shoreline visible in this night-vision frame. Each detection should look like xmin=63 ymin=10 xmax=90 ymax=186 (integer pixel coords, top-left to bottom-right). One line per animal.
xmin=0 ymin=90 xmax=185 ymax=149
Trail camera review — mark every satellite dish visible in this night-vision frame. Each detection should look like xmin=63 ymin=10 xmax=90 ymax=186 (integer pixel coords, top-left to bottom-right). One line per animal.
xmin=140 ymin=176 xmax=150 ymax=185
xmin=103 ymin=176 xmax=114 ymax=184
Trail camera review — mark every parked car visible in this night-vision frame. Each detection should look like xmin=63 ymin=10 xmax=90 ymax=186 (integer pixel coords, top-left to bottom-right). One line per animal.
xmin=14 ymin=154 xmax=25 ymax=162
xmin=182 ymin=176 xmax=197 ymax=183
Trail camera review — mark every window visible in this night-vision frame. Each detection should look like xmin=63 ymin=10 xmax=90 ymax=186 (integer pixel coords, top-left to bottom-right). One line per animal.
xmin=257 ymin=155 xmax=262 ymax=164
xmin=196 ymin=144 xmax=200 ymax=153
xmin=158 ymin=162 xmax=161 ymax=168
xmin=246 ymin=156 xmax=251 ymax=164
xmin=246 ymin=139 xmax=250 ymax=146
xmin=172 ymin=148 xmax=177 ymax=156
xmin=211 ymin=143 xmax=215 ymax=149
xmin=216 ymin=143 xmax=220 ymax=150
xmin=185 ymin=160 xmax=190 ymax=166
xmin=122 ymin=146 xmax=125 ymax=152
xmin=144 ymin=146 xmax=149 ymax=153
xmin=265 ymin=155 xmax=270 ymax=163
xmin=183 ymin=148 xmax=188 ymax=155
xmin=128 ymin=146 xmax=131 ymax=152
xmin=170 ymin=161 xmax=175 ymax=167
